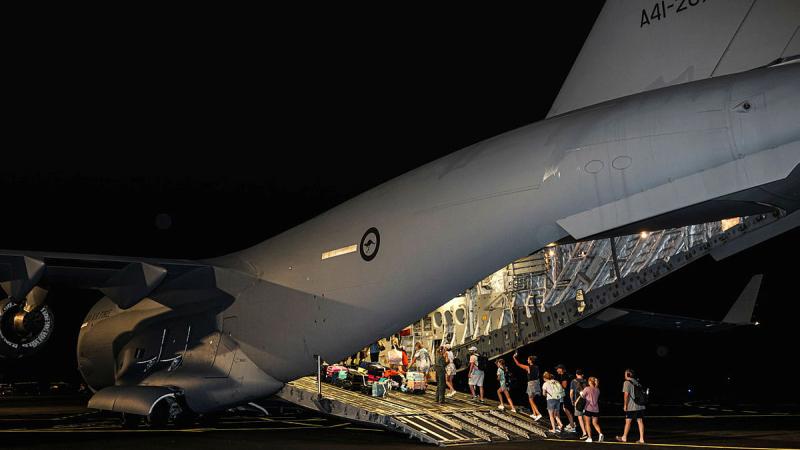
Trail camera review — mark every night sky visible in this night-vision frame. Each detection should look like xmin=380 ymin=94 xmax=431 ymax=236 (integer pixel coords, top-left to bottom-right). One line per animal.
xmin=2 ymin=4 xmax=798 ymax=406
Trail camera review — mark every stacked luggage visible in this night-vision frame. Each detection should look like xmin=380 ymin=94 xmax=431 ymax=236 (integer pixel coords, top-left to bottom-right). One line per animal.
xmin=404 ymin=371 xmax=427 ymax=394
xmin=323 ymin=361 xmax=420 ymax=398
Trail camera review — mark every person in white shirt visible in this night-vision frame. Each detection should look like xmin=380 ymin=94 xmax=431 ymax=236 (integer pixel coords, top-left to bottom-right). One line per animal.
xmin=409 ymin=342 xmax=431 ymax=374
xmin=467 ymin=346 xmax=485 ymax=402
xmin=542 ymin=371 xmax=565 ymax=434
xmin=444 ymin=344 xmax=456 ymax=397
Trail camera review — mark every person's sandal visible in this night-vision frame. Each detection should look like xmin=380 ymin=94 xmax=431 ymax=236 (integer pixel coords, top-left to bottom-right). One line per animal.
xmin=615 ymin=436 xmax=627 ymax=442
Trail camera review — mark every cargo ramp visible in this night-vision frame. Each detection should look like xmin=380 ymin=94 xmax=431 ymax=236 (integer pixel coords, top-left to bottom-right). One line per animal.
xmin=278 ymin=376 xmax=549 ymax=446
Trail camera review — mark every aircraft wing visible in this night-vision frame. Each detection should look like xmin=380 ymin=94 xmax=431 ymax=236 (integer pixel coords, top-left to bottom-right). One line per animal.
xmin=0 ymin=249 xmax=225 ymax=309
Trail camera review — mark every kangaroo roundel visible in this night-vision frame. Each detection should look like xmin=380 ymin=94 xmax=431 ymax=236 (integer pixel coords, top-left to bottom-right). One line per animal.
xmin=359 ymin=227 xmax=380 ymax=261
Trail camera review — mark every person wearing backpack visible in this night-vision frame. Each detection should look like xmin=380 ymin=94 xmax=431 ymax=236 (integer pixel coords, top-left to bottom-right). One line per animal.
xmin=570 ymin=369 xmax=589 ymax=439
xmin=409 ymin=342 xmax=431 ymax=374
xmin=542 ymin=371 xmax=565 ymax=434
xmin=512 ymin=351 xmax=543 ymax=421
xmin=617 ymin=369 xmax=646 ymax=444
xmin=495 ymin=359 xmax=516 ymax=412
xmin=554 ymin=364 xmax=576 ymax=433
xmin=467 ymin=346 xmax=485 ymax=403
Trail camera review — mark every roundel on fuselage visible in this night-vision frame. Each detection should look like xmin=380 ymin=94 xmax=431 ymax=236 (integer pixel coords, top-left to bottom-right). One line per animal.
xmin=359 ymin=227 xmax=380 ymax=261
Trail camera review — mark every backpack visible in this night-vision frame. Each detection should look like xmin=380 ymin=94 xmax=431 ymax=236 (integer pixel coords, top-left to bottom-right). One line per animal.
xmin=504 ymin=367 xmax=515 ymax=386
xmin=631 ymin=380 xmax=649 ymax=406
xmin=575 ymin=395 xmax=586 ymax=412
xmin=549 ymin=380 xmax=564 ymax=399
xmin=387 ymin=348 xmax=403 ymax=365
xmin=572 ymin=379 xmax=587 ymax=400
xmin=476 ymin=355 xmax=487 ymax=372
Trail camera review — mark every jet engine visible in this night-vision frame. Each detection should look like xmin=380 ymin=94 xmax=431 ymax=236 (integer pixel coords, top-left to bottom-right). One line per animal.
xmin=0 ymin=287 xmax=54 ymax=359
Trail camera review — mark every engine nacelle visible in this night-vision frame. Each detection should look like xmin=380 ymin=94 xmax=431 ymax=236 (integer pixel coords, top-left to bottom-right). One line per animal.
xmin=0 ymin=298 xmax=54 ymax=359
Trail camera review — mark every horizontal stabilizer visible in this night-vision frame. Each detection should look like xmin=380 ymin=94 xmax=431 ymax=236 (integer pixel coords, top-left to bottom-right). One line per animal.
xmin=722 ymin=274 xmax=762 ymax=324
xmin=579 ymin=274 xmax=761 ymax=331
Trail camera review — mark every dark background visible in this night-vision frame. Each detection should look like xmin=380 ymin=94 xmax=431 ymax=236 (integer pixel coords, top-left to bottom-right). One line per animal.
xmin=2 ymin=4 xmax=797 ymax=408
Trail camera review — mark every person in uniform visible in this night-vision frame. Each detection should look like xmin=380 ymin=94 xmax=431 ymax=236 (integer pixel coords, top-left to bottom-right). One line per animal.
xmin=434 ymin=345 xmax=448 ymax=403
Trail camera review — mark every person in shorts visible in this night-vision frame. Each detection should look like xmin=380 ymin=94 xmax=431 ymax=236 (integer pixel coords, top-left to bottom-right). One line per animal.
xmin=542 ymin=371 xmax=565 ymax=434
xmin=512 ymin=351 xmax=543 ymax=421
xmin=617 ymin=369 xmax=645 ymax=443
xmin=495 ymin=359 xmax=516 ymax=412
xmin=554 ymin=364 xmax=576 ymax=432
xmin=467 ymin=346 xmax=485 ymax=402
xmin=570 ymin=369 xmax=589 ymax=439
xmin=581 ymin=377 xmax=603 ymax=442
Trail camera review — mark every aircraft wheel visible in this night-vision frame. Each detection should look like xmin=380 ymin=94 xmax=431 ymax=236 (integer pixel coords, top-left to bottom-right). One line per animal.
xmin=120 ymin=412 xmax=142 ymax=429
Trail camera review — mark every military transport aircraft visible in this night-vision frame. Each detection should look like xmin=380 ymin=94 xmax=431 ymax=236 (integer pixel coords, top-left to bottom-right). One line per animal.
xmin=1 ymin=0 xmax=798 ymax=425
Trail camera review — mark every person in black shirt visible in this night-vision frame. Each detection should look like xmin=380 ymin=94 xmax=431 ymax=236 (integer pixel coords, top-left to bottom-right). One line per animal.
xmin=512 ymin=352 xmax=543 ymax=421
xmin=570 ymin=369 xmax=590 ymax=439
xmin=555 ymin=364 xmax=576 ymax=432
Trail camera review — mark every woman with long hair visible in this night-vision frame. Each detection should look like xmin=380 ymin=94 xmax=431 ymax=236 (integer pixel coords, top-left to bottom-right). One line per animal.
xmin=495 ymin=359 xmax=516 ymax=412
xmin=581 ymin=376 xmax=603 ymax=442
xmin=542 ymin=371 xmax=565 ymax=434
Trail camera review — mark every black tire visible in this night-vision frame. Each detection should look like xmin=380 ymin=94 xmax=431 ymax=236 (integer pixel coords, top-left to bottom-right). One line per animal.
xmin=146 ymin=401 xmax=170 ymax=428
xmin=121 ymin=412 xmax=142 ymax=429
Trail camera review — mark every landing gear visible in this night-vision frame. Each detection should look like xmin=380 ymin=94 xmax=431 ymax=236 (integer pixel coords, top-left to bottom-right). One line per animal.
xmin=120 ymin=412 xmax=142 ymax=429
xmin=146 ymin=401 xmax=170 ymax=428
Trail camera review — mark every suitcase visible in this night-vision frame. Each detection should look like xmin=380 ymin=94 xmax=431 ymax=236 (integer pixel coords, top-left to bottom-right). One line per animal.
xmin=326 ymin=364 xmax=347 ymax=379
xmin=361 ymin=362 xmax=386 ymax=378
xmin=405 ymin=371 xmax=427 ymax=393
xmin=346 ymin=369 xmax=368 ymax=391
xmin=372 ymin=380 xmax=388 ymax=397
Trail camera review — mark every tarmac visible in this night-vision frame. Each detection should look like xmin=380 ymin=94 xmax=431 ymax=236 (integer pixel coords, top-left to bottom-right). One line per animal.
xmin=1 ymin=394 xmax=798 ymax=450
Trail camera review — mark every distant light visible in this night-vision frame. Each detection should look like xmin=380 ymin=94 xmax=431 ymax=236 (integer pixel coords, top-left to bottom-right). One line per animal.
xmin=547 ymin=250 xmax=555 ymax=257
xmin=546 ymin=242 xmax=557 ymax=247
xmin=639 ymin=231 xmax=650 ymax=239
xmin=754 ymin=321 xmax=760 ymax=326
xmin=688 ymin=389 xmax=692 ymax=393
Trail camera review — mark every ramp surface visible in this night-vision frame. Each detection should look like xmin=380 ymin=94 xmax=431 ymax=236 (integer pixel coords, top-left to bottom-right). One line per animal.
xmin=278 ymin=376 xmax=549 ymax=446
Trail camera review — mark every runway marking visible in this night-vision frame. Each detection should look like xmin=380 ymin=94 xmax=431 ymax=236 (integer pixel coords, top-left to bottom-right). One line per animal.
xmin=545 ymin=439 xmax=797 ymax=450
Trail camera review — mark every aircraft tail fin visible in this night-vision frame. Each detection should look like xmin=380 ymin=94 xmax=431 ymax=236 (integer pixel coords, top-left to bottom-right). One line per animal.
xmin=548 ymin=0 xmax=800 ymax=118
